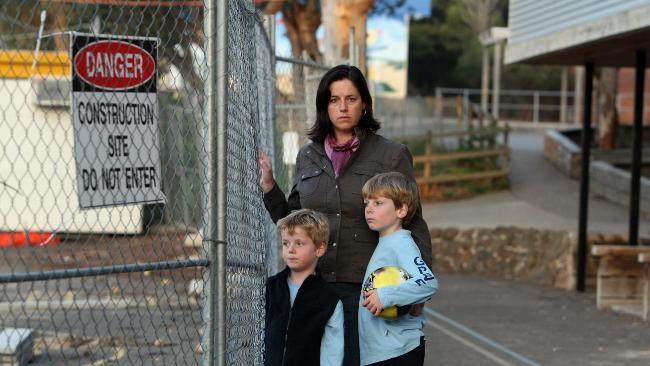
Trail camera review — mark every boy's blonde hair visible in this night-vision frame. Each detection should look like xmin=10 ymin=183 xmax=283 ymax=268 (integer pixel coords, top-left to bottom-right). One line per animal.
xmin=277 ymin=209 xmax=330 ymax=247
xmin=362 ymin=171 xmax=419 ymax=225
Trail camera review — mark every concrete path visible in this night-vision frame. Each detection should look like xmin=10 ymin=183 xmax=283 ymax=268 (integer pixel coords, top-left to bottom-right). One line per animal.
xmin=422 ymin=129 xmax=650 ymax=235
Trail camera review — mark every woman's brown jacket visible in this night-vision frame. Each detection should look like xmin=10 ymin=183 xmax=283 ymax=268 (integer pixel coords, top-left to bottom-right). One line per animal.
xmin=263 ymin=129 xmax=433 ymax=284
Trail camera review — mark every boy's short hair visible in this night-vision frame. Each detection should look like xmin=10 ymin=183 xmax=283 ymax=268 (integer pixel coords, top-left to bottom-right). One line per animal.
xmin=277 ymin=209 xmax=330 ymax=247
xmin=362 ymin=171 xmax=419 ymax=225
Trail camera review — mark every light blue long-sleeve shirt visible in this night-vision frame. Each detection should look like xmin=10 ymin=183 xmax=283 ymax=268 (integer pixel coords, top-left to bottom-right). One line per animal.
xmin=288 ymin=279 xmax=344 ymax=366
xmin=358 ymin=229 xmax=438 ymax=365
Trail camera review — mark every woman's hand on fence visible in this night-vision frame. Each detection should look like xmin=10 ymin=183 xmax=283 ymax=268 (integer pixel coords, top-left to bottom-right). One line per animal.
xmin=259 ymin=150 xmax=275 ymax=194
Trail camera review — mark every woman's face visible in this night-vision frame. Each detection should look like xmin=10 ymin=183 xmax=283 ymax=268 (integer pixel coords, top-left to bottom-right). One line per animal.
xmin=327 ymin=79 xmax=365 ymax=138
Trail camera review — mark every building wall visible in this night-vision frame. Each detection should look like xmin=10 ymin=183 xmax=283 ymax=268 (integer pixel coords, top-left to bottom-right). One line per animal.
xmin=367 ymin=60 xmax=407 ymax=99
xmin=616 ymin=68 xmax=650 ymax=125
xmin=0 ymin=51 xmax=143 ymax=233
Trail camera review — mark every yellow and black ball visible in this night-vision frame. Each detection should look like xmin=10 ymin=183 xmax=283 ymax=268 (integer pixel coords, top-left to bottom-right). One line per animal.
xmin=363 ymin=266 xmax=412 ymax=318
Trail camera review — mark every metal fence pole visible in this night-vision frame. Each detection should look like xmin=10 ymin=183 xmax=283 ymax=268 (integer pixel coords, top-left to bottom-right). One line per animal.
xmin=560 ymin=67 xmax=568 ymax=122
xmin=204 ymin=1 xmax=216 ymax=364
xmin=481 ymin=46 xmax=490 ymax=114
xmin=215 ymin=0 xmax=228 ymax=364
xmin=435 ymin=87 xmax=442 ymax=124
xmin=533 ymin=91 xmax=539 ymax=124
xmin=204 ymin=0 xmax=227 ymax=364
xmin=349 ymin=26 xmax=357 ymax=67
xmin=492 ymin=41 xmax=502 ymax=120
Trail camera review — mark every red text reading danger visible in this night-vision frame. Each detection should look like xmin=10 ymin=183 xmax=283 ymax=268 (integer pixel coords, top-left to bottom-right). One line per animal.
xmin=74 ymin=40 xmax=155 ymax=90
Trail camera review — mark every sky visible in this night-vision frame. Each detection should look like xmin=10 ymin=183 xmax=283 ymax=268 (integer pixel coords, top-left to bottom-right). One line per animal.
xmin=275 ymin=0 xmax=431 ymax=62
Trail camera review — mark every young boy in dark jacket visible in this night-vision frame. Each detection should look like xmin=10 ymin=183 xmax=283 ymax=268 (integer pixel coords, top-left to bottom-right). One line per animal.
xmin=264 ymin=209 xmax=344 ymax=366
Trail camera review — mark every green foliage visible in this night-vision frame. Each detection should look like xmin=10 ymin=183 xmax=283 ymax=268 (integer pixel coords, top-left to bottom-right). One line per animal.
xmin=408 ymin=0 xmax=563 ymax=95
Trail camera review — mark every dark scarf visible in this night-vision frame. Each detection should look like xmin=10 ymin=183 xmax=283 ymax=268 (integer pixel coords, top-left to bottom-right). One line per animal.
xmin=324 ymin=134 xmax=360 ymax=177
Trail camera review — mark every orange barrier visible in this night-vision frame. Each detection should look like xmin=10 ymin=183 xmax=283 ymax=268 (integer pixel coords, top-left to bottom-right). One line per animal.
xmin=0 ymin=232 xmax=61 ymax=247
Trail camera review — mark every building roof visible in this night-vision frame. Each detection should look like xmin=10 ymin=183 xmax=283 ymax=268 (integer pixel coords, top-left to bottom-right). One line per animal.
xmin=0 ymin=51 xmax=69 ymax=78
xmin=505 ymin=0 xmax=650 ymax=66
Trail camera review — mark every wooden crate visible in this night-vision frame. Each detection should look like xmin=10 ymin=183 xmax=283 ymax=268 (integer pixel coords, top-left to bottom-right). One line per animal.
xmin=592 ymin=245 xmax=650 ymax=318
xmin=639 ymin=253 xmax=650 ymax=321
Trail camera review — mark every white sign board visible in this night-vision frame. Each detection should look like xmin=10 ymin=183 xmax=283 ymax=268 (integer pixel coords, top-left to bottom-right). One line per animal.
xmin=72 ymin=34 xmax=164 ymax=209
xmin=282 ymin=131 xmax=300 ymax=165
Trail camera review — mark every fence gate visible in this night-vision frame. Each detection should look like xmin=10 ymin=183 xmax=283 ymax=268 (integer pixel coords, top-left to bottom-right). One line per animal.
xmin=0 ymin=1 xmax=274 ymax=365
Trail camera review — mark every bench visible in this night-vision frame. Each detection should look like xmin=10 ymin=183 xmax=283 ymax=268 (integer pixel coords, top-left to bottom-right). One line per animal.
xmin=639 ymin=253 xmax=650 ymax=321
xmin=591 ymin=245 xmax=650 ymax=318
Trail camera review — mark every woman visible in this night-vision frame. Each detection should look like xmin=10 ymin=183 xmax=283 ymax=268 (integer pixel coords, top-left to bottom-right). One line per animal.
xmin=260 ymin=65 xmax=432 ymax=365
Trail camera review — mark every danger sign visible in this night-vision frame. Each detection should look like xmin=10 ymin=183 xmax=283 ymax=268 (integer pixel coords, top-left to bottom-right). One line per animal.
xmin=72 ymin=34 xmax=164 ymax=209
xmin=74 ymin=40 xmax=156 ymax=90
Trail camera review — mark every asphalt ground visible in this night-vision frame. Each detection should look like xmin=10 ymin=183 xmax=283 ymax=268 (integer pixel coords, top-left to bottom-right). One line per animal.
xmin=424 ymin=273 xmax=650 ymax=366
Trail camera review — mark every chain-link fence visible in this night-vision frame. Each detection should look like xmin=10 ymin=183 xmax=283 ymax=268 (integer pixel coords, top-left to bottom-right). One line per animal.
xmin=0 ymin=1 xmax=274 ymax=365
xmin=272 ymin=56 xmax=328 ymax=198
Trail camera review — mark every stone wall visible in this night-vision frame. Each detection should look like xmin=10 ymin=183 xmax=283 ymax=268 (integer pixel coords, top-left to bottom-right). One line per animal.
xmin=590 ymin=160 xmax=650 ymax=218
xmin=544 ymin=129 xmax=582 ymax=178
xmin=431 ymin=227 xmax=628 ymax=291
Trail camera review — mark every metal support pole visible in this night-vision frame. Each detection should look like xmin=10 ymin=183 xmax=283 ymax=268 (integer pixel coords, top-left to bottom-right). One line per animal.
xmin=463 ymin=89 xmax=470 ymax=128
xmin=204 ymin=0 xmax=228 ymax=365
xmin=492 ymin=41 xmax=502 ymax=120
xmin=629 ymin=50 xmax=646 ymax=246
xmin=435 ymin=87 xmax=443 ymax=125
xmin=481 ymin=46 xmax=490 ymax=114
xmin=533 ymin=91 xmax=540 ymax=124
xmin=215 ymin=0 xmax=228 ymax=364
xmin=203 ymin=0 xmax=216 ymax=364
xmin=560 ymin=67 xmax=568 ymax=123
xmin=348 ymin=26 xmax=357 ymax=67
xmin=574 ymin=66 xmax=584 ymax=124
xmin=577 ymin=62 xmax=594 ymax=292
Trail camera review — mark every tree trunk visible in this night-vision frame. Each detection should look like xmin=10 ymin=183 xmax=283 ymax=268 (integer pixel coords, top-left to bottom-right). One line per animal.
xmin=596 ymin=68 xmax=618 ymax=149
xmin=45 ymin=2 xmax=69 ymax=51
xmin=330 ymin=0 xmax=373 ymax=71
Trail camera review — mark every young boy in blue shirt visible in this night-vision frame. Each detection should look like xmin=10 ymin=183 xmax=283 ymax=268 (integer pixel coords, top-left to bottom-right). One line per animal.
xmin=264 ymin=209 xmax=344 ymax=366
xmin=359 ymin=172 xmax=438 ymax=366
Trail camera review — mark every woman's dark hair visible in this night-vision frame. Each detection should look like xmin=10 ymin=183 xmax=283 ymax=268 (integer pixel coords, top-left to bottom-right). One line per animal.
xmin=307 ymin=65 xmax=381 ymax=143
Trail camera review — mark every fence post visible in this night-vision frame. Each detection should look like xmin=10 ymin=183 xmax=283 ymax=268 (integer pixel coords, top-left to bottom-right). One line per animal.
xmin=349 ymin=26 xmax=357 ymax=67
xmin=435 ymin=87 xmax=443 ymax=124
xmin=423 ymin=132 xmax=433 ymax=199
xmin=560 ymin=67 xmax=568 ymax=123
xmin=574 ymin=66 xmax=584 ymax=124
xmin=204 ymin=0 xmax=216 ymax=363
xmin=533 ymin=91 xmax=540 ymax=124
xmin=492 ymin=41 xmax=502 ymax=120
xmin=463 ymin=89 xmax=470 ymax=128
xmin=455 ymin=96 xmax=463 ymax=148
xmin=204 ymin=0 xmax=229 ymax=364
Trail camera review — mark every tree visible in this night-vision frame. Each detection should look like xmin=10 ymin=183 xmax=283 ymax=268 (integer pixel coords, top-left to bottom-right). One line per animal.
xmin=459 ymin=0 xmax=501 ymax=35
xmin=257 ymin=0 xmax=323 ymax=63
xmin=408 ymin=0 xmax=563 ymax=96
xmin=256 ymin=0 xmax=406 ymax=70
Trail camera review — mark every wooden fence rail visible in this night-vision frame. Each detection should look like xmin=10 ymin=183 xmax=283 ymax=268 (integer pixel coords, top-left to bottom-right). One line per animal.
xmin=396 ymin=96 xmax=511 ymax=200
xmin=402 ymin=124 xmax=510 ymax=200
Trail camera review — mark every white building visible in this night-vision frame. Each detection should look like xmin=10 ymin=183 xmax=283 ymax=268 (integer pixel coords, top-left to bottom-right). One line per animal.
xmin=0 ymin=50 xmax=143 ymax=234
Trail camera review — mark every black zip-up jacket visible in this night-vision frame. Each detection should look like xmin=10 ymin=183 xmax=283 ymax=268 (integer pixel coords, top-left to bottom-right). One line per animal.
xmin=264 ymin=268 xmax=340 ymax=366
xmin=263 ymin=128 xmax=433 ymax=283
